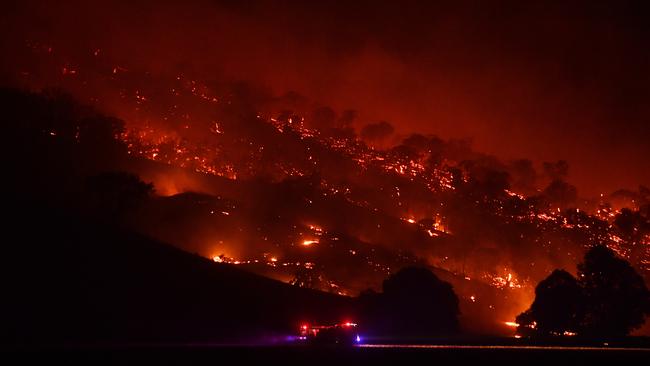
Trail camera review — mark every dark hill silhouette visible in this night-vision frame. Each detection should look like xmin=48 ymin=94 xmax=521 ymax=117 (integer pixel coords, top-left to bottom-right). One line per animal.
xmin=1 ymin=198 xmax=353 ymax=346
xmin=0 ymin=87 xmax=499 ymax=339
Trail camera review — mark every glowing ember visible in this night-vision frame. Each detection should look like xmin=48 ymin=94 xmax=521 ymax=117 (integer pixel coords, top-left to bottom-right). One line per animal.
xmin=487 ymin=272 xmax=523 ymax=289
xmin=308 ymin=224 xmax=323 ymax=233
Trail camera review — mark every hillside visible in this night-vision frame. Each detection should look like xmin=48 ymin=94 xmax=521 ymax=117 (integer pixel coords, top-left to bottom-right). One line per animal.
xmin=1 ymin=198 xmax=353 ymax=345
xmin=1 ymin=84 xmax=648 ymax=336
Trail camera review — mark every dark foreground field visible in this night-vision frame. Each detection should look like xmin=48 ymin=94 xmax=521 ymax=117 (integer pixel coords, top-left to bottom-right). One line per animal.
xmin=3 ymin=344 xmax=650 ymax=365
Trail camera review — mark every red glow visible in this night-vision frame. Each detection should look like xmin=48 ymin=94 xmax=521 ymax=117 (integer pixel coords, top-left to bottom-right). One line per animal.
xmin=3 ymin=0 xmax=649 ymax=338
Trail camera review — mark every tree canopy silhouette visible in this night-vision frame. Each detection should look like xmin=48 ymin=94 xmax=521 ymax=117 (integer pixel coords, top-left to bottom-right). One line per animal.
xmin=516 ymin=269 xmax=581 ymax=336
xmin=578 ymin=245 xmax=650 ymax=337
xmin=359 ymin=266 xmax=459 ymax=337
xmin=517 ymin=245 xmax=650 ymax=338
xmin=540 ymin=179 xmax=578 ymax=209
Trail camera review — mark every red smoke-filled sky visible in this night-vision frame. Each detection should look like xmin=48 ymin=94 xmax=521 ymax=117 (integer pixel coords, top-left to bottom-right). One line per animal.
xmin=2 ymin=0 xmax=649 ymax=195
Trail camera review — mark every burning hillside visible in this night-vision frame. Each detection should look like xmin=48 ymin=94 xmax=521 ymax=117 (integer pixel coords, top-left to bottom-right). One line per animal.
xmin=2 ymin=25 xmax=649 ymax=335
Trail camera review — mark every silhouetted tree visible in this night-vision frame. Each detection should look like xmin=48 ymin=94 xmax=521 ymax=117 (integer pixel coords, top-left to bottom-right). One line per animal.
xmin=402 ymin=134 xmax=430 ymax=153
xmin=540 ymin=179 xmax=578 ymax=209
xmin=516 ymin=270 xmax=581 ymax=336
xmin=578 ymin=245 xmax=650 ymax=337
xmin=613 ymin=208 xmax=650 ymax=265
xmin=509 ymin=159 xmax=537 ymax=195
xmin=390 ymin=144 xmax=420 ymax=163
xmin=424 ymin=136 xmax=445 ymax=167
xmin=614 ymin=209 xmax=650 ymax=239
xmin=359 ymin=266 xmax=459 ymax=336
xmin=518 ymin=246 xmax=650 ymax=338
xmin=330 ymin=109 xmax=357 ymax=139
xmin=459 ymin=163 xmax=510 ymax=199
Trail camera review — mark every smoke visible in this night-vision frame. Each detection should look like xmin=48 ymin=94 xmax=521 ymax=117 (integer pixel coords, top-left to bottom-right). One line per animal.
xmin=542 ymin=160 xmax=570 ymax=182
xmin=3 ymin=0 xmax=650 ymax=335
xmin=3 ymin=0 xmax=649 ymax=196
xmin=360 ymin=121 xmax=394 ymax=145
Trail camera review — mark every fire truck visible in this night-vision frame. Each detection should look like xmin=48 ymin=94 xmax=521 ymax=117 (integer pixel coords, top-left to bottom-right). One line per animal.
xmin=298 ymin=322 xmax=361 ymax=345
